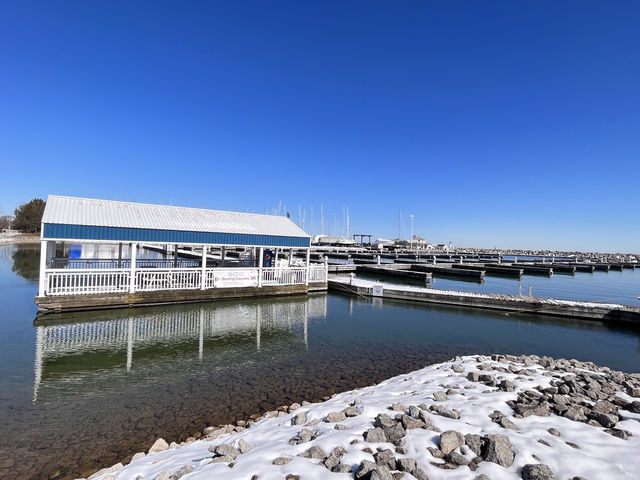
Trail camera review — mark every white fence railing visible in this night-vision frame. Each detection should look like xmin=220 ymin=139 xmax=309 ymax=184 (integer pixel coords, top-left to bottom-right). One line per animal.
xmin=43 ymin=264 xmax=327 ymax=296
xmin=261 ymin=267 xmax=307 ymax=286
xmin=135 ymin=268 xmax=202 ymax=292
xmin=308 ymin=264 xmax=328 ymax=283
xmin=45 ymin=269 xmax=131 ymax=296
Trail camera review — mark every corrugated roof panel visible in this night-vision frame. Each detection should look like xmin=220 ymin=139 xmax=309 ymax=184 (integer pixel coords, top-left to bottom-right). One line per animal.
xmin=42 ymin=195 xmax=310 ymax=238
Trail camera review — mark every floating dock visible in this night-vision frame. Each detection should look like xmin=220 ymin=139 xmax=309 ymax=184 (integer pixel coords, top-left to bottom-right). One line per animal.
xmin=355 ymin=265 xmax=432 ymax=282
xmin=410 ymin=263 xmax=485 ymax=280
xmin=450 ymin=264 xmax=523 ymax=278
xmin=328 ymin=277 xmax=640 ymax=324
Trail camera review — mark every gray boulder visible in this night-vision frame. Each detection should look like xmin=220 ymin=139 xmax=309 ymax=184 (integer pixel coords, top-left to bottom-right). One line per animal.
xmin=483 ymin=434 xmax=515 ymax=467
xmin=464 ymin=434 xmax=485 ymax=456
xmin=356 ymin=460 xmax=378 ymax=479
xmin=209 ymin=444 xmax=239 ymax=460
xmin=326 ymin=411 xmax=347 ymax=423
xmin=364 ymin=427 xmax=387 ymax=443
xmin=170 ymin=465 xmax=194 ymax=480
xmin=332 ymin=463 xmax=353 ymax=473
xmin=521 ymin=463 xmax=557 ymax=480
xmin=439 ymin=430 xmax=465 ymax=455
xmin=396 ymin=457 xmax=416 ymax=473
xmin=291 ymin=412 xmax=307 ymax=425
xmin=373 ymin=449 xmax=396 ymax=470
xmin=446 ymin=451 xmax=469 ymax=466
xmin=237 ymin=439 xmax=253 ymax=454
xmin=299 ymin=445 xmax=326 ymax=459
xmin=433 ymin=391 xmax=448 ymax=402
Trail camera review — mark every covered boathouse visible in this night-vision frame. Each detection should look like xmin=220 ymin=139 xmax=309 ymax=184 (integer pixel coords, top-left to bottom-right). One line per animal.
xmin=35 ymin=195 xmax=327 ymax=313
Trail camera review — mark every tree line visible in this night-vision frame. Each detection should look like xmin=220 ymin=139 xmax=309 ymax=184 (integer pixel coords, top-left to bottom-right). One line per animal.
xmin=1 ymin=198 xmax=46 ymax=233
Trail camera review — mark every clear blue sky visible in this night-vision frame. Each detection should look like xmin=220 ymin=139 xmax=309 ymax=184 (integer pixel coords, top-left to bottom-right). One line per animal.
xmin=1 ymin=1 xmax=638 ymax=252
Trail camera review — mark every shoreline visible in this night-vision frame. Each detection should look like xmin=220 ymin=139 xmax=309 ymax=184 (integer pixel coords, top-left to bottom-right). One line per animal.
xmin=0 ymin=234 xmax=40 ymax=246
xmin=82 ymin=354 xmax=640 ymax=480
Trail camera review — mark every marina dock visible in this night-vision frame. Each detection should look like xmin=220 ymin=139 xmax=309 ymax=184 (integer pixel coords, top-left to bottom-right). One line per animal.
xmin=328 ymin=277 xmax=640 ymax=324
xmin=35 ymin=196 xmax=328 ymax=314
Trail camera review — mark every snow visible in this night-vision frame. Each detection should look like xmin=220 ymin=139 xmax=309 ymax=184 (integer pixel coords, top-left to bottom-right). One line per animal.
xmin=88 ymin=355 xmax=640 ymax=480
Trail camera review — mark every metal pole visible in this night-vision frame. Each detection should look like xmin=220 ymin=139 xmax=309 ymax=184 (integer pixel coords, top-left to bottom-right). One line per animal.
xmin=409 ymin=214 xmax=414 ymax=251
xmin=258 ymin=247 xmax=264 ymax=288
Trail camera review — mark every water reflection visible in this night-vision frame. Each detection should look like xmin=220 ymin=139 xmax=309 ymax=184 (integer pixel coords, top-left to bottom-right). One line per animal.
xmin=11 ymin=243 xmax=39 ymax=282
xmin=33 ymin=295 xmax=327 ymax=402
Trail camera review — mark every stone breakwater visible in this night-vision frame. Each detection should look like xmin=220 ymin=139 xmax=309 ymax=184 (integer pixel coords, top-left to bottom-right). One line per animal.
xmin=86 ymin=354 xmax=640 ymax=480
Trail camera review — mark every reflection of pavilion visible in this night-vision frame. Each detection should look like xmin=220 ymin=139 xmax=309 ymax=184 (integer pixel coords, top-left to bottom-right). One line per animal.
xmin=33 ymin=295 xmax=327 ymax=402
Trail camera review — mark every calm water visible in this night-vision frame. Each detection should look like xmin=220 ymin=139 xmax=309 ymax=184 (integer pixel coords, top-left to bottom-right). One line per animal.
xmin=1 ymin=244 xmax=639 ymax=479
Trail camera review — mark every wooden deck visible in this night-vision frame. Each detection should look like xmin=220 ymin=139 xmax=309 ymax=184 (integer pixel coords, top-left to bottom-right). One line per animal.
xmin=36 ymin=282 xmax=328 ymax=314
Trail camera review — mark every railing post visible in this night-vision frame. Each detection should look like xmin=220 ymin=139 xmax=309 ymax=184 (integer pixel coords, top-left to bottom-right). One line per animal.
xmin=201 ymin=246 xmax=207 ymax=290
xmin=129 ymin=243 xmax=137 ymax=294
xmin=38 ymin=240 xmax=47 ymax=297
xmin=305 ymin=248 xmax=310 ymax=285
xmin=258 ymin=247 xmax=264 ymax=287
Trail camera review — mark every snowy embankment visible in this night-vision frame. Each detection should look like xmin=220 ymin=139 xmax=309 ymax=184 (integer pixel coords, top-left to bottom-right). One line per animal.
xmin=88 ymin=355 xmax=640 ymax=480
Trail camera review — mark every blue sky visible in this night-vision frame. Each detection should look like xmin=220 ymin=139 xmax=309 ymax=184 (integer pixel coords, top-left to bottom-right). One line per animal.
xmin=1 ymin=1 xmax=638 ymax=252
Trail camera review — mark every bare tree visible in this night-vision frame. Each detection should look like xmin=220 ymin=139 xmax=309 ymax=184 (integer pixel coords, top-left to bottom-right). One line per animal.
xmin=0 ymin=215 xmax=14 ymax=230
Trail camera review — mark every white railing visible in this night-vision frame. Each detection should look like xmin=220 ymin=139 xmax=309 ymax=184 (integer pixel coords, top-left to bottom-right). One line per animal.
xmin=308 ymin=264 xmax=328 ymax=283
xmin=261 ymin=267 xmax=307 ymax=286
xmin=135 ymin=268 xmax=202 ymax=292
xmin=45 ymin=269 xmax=130 ymax=296
xmin=42 ymin=265 xmax=327 ymax=296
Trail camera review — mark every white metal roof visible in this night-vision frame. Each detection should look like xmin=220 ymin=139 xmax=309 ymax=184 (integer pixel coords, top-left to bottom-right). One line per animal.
xmin=42 ymin=195 xmax=310 ymax=238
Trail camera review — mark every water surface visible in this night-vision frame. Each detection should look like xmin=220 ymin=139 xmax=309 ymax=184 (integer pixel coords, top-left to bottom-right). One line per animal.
xmin=1 ymin=244 xmax=639 ymax=480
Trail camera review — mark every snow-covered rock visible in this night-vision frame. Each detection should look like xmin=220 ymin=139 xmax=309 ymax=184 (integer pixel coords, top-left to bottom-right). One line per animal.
xmin=85 ymin=355 xmax=640 ymax=480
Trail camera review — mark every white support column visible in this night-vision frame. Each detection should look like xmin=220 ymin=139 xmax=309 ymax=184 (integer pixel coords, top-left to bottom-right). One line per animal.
xmin=46 ymin=241 xmax=56 ymax=266
xmin=258 ymin=247 xmax=264 ymax=288
xmin=305 ymin=248 xmax=311 ymax=285
xmin=129 ymin=243 xmax=137 ymax=294
xmin=201 ymin=246 xmax=207 ymax=290
xmin=275 ymin=248 xmax=279 ymax=268
xmin=38 ymin=240 xmax=47 ymax=297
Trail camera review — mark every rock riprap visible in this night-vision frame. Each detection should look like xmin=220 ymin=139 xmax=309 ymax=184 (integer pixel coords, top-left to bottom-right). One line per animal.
xmin=80 ymin=354 xmax=640 ymax=480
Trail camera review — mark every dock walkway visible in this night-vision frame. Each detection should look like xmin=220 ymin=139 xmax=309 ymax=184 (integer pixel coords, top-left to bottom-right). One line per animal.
xmin=328 ymin=277 xmax=640 ymax=323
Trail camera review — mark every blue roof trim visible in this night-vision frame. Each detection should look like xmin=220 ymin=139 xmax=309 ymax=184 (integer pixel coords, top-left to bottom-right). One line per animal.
xmin=43 ymin=223 xmax=310 ymax=248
